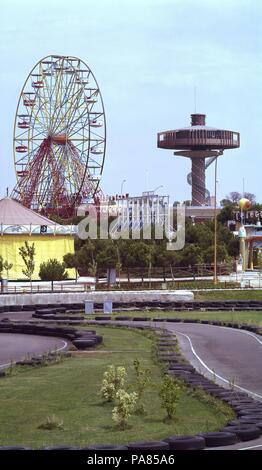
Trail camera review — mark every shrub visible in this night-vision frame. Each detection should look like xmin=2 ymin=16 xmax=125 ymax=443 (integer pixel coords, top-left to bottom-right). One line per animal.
xmin=112 ymin=389 xmax=138 ymax=430
xmin=133 ymin=358 xmax=151 ymax=414
xmin=100 ymin=365 xmax=127 ymax=402
xmin=39 ymin=259 xmax=68 ymax=291
xmin=38 ymin=415 xmax=64 ymax=430
xmin=159 ymin=375 xmax=180 ymax=421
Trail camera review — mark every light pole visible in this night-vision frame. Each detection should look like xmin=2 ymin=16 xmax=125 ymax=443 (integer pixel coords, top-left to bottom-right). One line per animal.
xmin=152 ymin=185 xmax=164 ymax=194
xmin=214 ymin=158 xmax=218 ymax=284
xmin=121 ymin=179 xmax=126 ymax=196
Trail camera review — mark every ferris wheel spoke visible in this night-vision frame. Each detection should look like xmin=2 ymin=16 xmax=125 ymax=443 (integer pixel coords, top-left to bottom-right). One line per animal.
xmin=33 ymin=84 xmax=52 ymax=131
xmin=23 ymin=77 xmax=52 ymax=132
xmin=28 ymin=97 xmax=51 ymax=134
xmin=53 ymin=85 xmax=84 ymax=135
xmin=51 ymin=76 xmax=80 ymax=134
xmin=49 ymin=70 xmax=74 ymax=133
xmin=51 ymin=61 xmax=80 ymax=134
xmin=16 ymin=127 xmax=47 ymax=142
xmin=66 ymin=107 xmax=89 ymax=134
xmin=51 ymin=65 xmax=65 ymax=130
xmin=67 ymin=120 xmax=89 ymax=139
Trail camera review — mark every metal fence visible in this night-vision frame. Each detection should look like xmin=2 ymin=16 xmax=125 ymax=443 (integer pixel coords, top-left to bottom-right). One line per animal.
xmin=0 ymin=264 xmax=233 ymax=294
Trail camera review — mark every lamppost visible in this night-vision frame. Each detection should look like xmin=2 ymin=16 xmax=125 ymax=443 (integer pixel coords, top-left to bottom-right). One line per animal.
xmin=121 ymin=179 xmax=126 ymax=197
xmin=152 ymin=185 xmax=164 ymax=194
xmin=214 ymin=158 xmax=218 ymax=284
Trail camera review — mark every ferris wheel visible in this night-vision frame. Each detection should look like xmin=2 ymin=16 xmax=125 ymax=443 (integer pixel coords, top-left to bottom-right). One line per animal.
xmin=12 ymin=54 xmax=106 ymax=217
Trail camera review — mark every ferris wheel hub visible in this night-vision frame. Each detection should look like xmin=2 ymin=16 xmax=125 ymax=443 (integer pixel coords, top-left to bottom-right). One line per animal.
xmin=51 ymin=134 xmax=68 ymax=145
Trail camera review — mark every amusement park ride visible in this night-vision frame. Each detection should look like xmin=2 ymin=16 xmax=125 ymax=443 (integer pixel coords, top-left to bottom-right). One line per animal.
xmin=12 ymin=55 xmax=106 ymax=218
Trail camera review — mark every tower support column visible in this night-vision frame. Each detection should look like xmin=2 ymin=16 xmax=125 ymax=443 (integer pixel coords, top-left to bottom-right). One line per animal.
xmin=191 ymin=157 xmax=206 ymax=206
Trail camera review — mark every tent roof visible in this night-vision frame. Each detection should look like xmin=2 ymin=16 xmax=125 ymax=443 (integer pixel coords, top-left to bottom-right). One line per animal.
xmin=0 ymin=198 xmax=57 ymax=226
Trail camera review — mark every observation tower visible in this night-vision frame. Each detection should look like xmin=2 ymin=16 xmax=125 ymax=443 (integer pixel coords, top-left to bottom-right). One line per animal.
xmin=157 ymin=114 xmax=240 ymax=206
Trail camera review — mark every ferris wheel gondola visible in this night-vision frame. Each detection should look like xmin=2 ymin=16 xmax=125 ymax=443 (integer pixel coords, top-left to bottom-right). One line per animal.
xmin=12 ymin=54 xmax=106 ymax=217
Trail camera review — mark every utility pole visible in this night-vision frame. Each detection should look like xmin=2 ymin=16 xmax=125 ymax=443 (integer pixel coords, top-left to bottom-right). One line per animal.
xmin=214 ymin=158 xmax=218 ymax=284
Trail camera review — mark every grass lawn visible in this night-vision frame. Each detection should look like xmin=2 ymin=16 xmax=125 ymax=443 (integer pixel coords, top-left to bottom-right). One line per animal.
xmin=194 ymin=290 xmax=262 ymax=301
xmin=86 ymin=310 xmax=262 ymax=326
xmin=0 ymin=326 xmax=233 ymax=448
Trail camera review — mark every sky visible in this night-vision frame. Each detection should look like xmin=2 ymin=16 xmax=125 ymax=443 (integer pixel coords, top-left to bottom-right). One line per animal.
xmin=0 ymin=0 xmax=261 ymax=203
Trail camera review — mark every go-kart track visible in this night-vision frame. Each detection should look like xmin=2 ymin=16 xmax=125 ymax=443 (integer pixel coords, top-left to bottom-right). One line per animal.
xmin=0 ymin=311 xmax=261 ymax=450
xmin=0 ymin=333 xmax=68 ymax=370
xmin=157 ymin=321 xmax=262 ymax=450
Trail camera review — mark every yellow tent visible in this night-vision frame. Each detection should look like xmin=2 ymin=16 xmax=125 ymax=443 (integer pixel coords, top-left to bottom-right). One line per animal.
xmin=0 ymin=198 xmax=75 ymax=280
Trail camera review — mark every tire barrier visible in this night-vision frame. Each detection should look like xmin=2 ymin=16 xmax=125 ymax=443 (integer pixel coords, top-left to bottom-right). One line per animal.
xmin=127 ymin=441 xmax=169 ymax=451
xmin=33 ymin=313 xmax=85 ymax=321
xmin=164 ymin=435 xmax=206 ymax=450
xmin=72 ymin=339 xmax=97 ymax=349
xmin=0 ymin=322 xmax=103 ymax=363
xmin=85 ymin=445 xmax=128 ymax=450
xmin=0 ymin=446 xmax=31 ymax=450
xmin=2 ymin=299 xmax=262 ymax=314
xmin=199 ymin=432 xmax=238 ymax=447
xmin=43 ymin=445 xmax=79 ymax=450
xmin=222 ymin=425 xmax=261 ymax=441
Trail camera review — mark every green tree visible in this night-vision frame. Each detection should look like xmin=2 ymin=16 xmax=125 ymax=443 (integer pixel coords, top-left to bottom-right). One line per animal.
xmin=217 ymin=204 xmax=236 ymax=224
xmin=203 ymin=244 xmax=229 ymax=264
xmin=120 ymin=241 xmax=154 ymax=268
xmin=39 ymin=259 xmax=68 ymax=291
xmin=112 ymin=390 xmax=138 ymax=430
xmin=96 ymin=240 xmax=118 ymax=269
xmin=100 ymin=365 xmax=127 ymax=403
xmin=154 ymin=241 xmax=176 ymax=267
xmin=133 ymin=358 xmax=151 ymax=415
xmin=116 ymin=246 xmax=122 ymax=287
xmin=63 ymin=252 xmax=79 ymax=279
xmin=0 ymin=256 xmax=3 ymax=279
xmin=257 ymin=252 xmax=262 ymax=287
xmin=159 ymin=375 xmax=180 ymax=421
xmin=64 ymin=240 xmax=96 ymax=278
xmin=19 ymin=241 xmax=35 ymax=288
xmin=227 ymin=238 xmax=239 ymax=258
xmin=3 ymin=261 xmax=13 ymax=279
xmin=178 ymin=244 xmax=203 ymax=267
xmin=220 ymin=198 xmax=233 ymax=207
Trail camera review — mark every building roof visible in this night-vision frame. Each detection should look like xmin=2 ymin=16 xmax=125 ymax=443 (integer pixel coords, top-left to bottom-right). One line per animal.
xmin=0 ymin=197 xmax=56 ymax=226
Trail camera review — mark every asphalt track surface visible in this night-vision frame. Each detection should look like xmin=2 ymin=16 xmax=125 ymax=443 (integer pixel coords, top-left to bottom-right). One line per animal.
xmin=161 ymin=322 xmax=262 ymax=450
xmin=0 ymin=333 xmax=68 ymax=369
xmin=161 ymin=322 xmax=262 ymax=400
xmin=117 ymin=320 xmax=262 ymax=450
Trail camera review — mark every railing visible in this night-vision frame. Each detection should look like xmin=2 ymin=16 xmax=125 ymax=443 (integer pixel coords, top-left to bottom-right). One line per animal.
xmin=0 ymin=264 xmax=234 ymax=294
xmin=0 ymin=282 xmax=87 ymax=294
xmin=97 ymin=263 xmax=233 ymax=281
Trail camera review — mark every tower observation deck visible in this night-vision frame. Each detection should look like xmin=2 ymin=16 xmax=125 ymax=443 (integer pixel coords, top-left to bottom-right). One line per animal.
xmin=157 ymin=114 xmax=240 ymax=206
